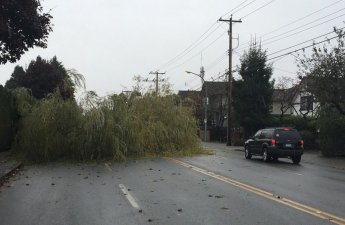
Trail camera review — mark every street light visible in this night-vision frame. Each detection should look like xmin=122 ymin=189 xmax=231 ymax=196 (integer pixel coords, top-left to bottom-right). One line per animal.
xmin=185 ymin=69 xmax=208 ymax=142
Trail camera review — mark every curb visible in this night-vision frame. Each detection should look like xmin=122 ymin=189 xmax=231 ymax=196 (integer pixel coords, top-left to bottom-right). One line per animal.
xmin=0 ymin=162 xmax=23 ymax=184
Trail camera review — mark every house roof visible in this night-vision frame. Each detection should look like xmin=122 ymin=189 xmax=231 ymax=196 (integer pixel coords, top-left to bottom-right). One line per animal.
xmin=272 ymin=85 xmax=301 ymax=103
xmin=177 ymin=90 xmax=201 ymax=99
xmin=272 ymin=89 xmax=285 ymax=102
xmin=202 ymin=81 xmax=227 ymax=96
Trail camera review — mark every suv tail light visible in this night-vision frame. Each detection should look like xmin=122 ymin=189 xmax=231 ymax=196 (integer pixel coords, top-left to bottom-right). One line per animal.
xmin=271 ymin=139 xmax=276 ymax=146
xmin=300 ymin=140 xmax=304 ymax=148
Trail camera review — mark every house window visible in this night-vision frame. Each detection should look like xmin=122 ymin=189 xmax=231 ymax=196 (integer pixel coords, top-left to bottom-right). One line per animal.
xmin=300 ymin=96 xmax=313 ymax=111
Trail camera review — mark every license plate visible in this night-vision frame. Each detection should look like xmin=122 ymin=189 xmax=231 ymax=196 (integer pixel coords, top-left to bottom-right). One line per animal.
xmin=285 ymin=144 xmax=292 ymax=148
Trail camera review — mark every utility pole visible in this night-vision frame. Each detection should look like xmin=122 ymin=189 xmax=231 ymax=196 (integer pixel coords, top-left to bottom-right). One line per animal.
xmin=200 ymin=66 xmax=208 ymax=142
xmin=149 ymin=71 xmax=166 ymax=95
xmin=219 ymin=15 xmax=242 ymax=146
xmin=185 ymin=67 xmax=207 ymax=142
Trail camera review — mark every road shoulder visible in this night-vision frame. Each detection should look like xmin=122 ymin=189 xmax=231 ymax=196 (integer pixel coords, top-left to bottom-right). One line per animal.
xmin=0 ymin=151 xmax=22 ymax=184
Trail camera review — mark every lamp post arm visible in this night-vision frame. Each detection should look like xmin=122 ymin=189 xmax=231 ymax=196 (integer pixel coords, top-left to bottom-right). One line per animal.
xmin=186 ymin=70 xmax=208 ymax=142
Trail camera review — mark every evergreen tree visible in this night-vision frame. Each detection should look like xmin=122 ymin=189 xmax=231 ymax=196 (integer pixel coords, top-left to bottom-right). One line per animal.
xmin=4 ymin=66 xmax=26 ymax=90
xmin=233 ymin=45 xmax=274 ymax=138
xmin=5 ymin=56 xmax=75 ymax=100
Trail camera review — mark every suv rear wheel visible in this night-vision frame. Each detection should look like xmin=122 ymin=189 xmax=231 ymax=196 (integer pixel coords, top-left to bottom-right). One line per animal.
xmin=245 ymin=146 xmax=251 ymax=159
xmin=263 ymin=148 xmax=271 ymax=162
xmin=292 ymin=155 xmax=301 ymax=164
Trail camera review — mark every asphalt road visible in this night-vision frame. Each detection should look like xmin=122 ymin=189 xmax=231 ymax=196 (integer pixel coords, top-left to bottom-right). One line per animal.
xmin=0 ymin=142 xmax=344 ymax=225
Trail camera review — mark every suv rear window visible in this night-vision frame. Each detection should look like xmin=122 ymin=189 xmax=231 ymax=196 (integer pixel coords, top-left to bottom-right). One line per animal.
xmin=274 ymin=129 xmax=301 ymax=142
xmin=262 ymin=129 xmax=274 ymax=139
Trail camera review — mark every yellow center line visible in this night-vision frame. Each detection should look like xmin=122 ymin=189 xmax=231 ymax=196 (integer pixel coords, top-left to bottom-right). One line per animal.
xmin=166 ymin=157 xmax=345 ymax=225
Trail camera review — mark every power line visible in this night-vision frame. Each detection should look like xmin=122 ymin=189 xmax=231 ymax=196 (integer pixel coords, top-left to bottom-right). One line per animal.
xmin=264 ymin=14 xmax=345 ymax=49
xmin=205 ymin=51 xmax=228 ymax=70
xmin=185 ymin=51 xmax=228 ymax=87
xmin=157 ymin=23 xmax=221 ymax=70
xmin=213 ymin=69 xmax=229 ymax=81
xmin=240 ymin=0 xmax=276 ymax=19
xmin=207 ymin=55 xmax=228 ymax=72
xmin=261 ymin=8 xmax=345 ymax=44
xmin=156 ymin=0 xmax=272 ymax=75
xmin=207 ymin=49 xmax=242 ymax=81
xmin=267 ymin=35 xmax=341 ymax=61
xmin=237 ymin=0 xmax=345 ymax=49
xmin=273 ymin=67 xmax=296 ymax=75
xmin=261 ymin=0 xmax=344 ymax=38
xmin=267 ymin=26 xmax=345 ymax=56
xmin=221 ymin=0 xmax=253 ymax=18
xmin=237 ymin=10 xmax=345 ymax=52
xmin=271 ymin=54 xmax=292 ymax=63
xmin=231 ymin=0 xmax=258 ymax=15
xmin=210 ymin=32 xmax=341 ymax=80
xmin=165 ymin=30 xmax=228 ymax=72
xmin=176 ymin=1 xmax=344 ymax=91
xmin=185 ymin=52 xmax=228 ymax=90
xmin=167 ymin=23 xmax=244 ymax=73
xmin=154 ymin=0 xmax=255 ymax=71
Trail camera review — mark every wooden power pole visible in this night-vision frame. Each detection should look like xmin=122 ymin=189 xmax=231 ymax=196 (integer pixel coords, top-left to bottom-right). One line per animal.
xmin=219 ymin=16 xmax=242 ymax=146
xmin=149 ymin=71 xmax=166 ymax=95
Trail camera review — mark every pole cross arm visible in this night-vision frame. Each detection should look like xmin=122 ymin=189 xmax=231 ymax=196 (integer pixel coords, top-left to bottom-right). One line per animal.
xmin=219 ymin=17 xmax=242 ymax=23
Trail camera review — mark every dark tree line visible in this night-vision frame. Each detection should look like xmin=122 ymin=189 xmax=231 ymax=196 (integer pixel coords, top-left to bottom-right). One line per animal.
xmin=5 ymin=56 xmax=75 ymax=100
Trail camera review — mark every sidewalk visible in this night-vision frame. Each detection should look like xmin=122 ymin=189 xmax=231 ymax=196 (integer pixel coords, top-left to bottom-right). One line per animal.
xmin=0 ymin=151 xmax=22 ymax=183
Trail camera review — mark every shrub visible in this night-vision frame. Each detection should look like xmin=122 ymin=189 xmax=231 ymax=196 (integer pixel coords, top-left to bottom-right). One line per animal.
xmin=299 ymin=130 xmax=318 ymax=150
xmin=13 ymin=92 xmax=81 ymax=161
xmin=266 ymin=115 xmax=316 ymax=131
xmin=0 ymin=86 xmax=17 ymax=150
xmin=318 ymin=106 xmax=345 ymax=156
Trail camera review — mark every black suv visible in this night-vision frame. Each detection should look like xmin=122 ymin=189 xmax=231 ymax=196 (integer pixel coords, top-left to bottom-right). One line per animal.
xmin=244 ymin=128 xmax=304 ymax=164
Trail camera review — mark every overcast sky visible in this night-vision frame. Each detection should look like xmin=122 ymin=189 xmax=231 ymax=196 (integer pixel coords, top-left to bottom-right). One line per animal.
xmin=0 ymin=0 xmax=344 ymax=96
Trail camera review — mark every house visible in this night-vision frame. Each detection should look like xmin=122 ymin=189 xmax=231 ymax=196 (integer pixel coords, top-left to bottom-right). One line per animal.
xmin=271 ymin=81 xmax=319 ymax=117
xmin=271 ymin=86 xmax=299 ymax=115
xmin=178 ymin=82 xmax=228 ymax=141
xmin=201 ymin=81 xmax=228 ymax=142
xmin=201 ymin=81 xmax=228 ymax=128
xmin=177 ymin=90 xmax=201 ymax=104
xmin=177 ymin=89 xmax=202 ymax=122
